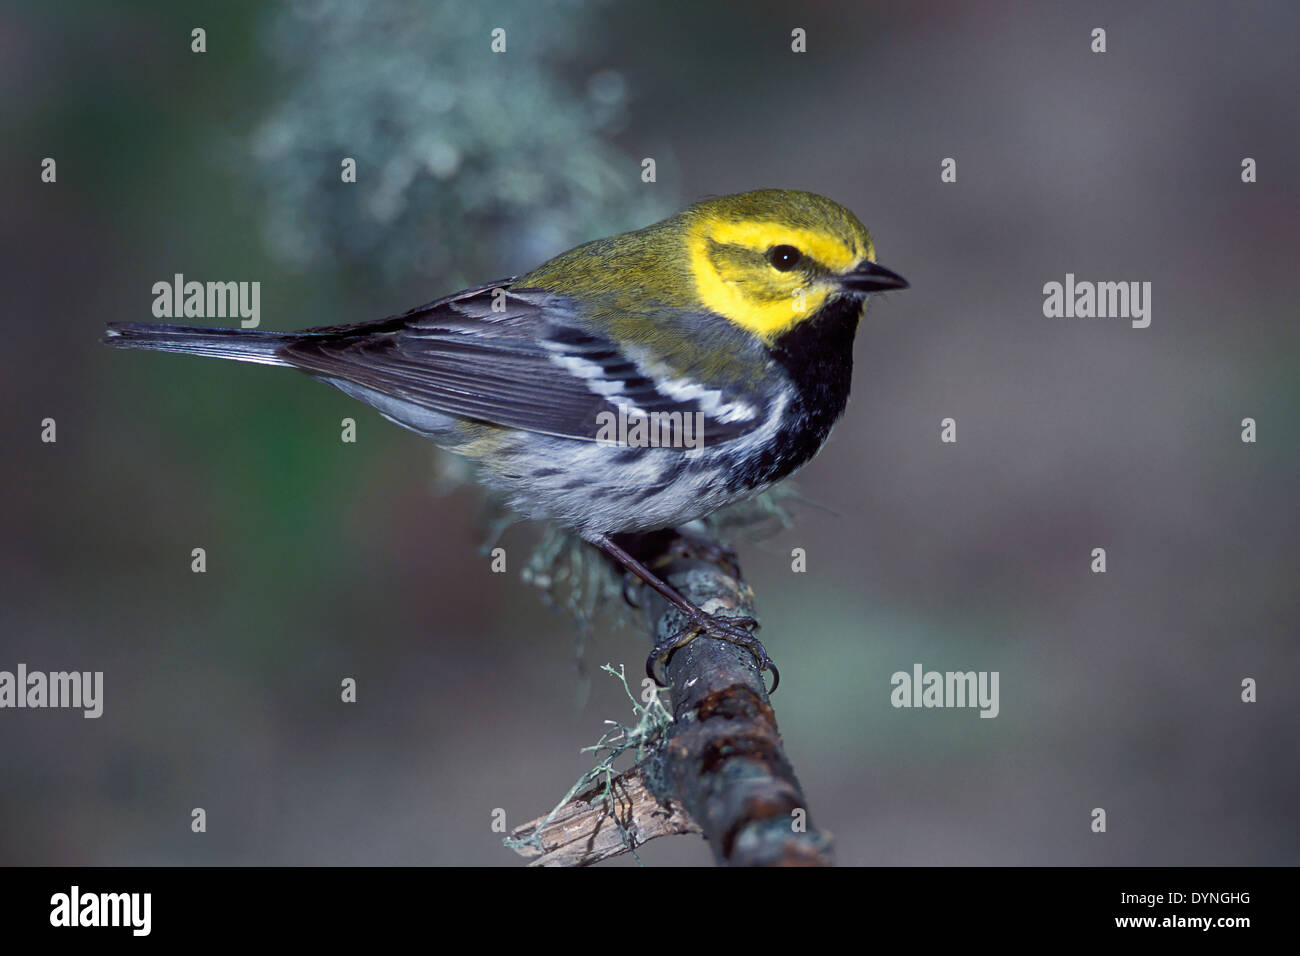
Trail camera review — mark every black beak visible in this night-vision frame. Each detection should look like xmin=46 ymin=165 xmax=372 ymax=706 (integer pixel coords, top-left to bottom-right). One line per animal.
xmin=840 ymin=260 xmax=909 ymax=294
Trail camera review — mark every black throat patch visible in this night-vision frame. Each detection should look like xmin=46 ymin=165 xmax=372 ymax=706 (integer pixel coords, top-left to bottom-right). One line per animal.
xmin=730 ymin=295 xmax=864 ymax=490
xmin=770 ymin=294 xmax=861 ymax=423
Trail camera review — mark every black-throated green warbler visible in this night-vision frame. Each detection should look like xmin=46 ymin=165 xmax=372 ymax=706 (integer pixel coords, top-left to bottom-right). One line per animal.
xmin=105 ymin=189 xmax=908 ymax=691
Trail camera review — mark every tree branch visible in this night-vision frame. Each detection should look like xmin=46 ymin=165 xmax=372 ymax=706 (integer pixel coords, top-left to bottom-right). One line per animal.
xmin=507 ymin=528 xmax=832 ymax=866
xmin=632 ymin=530 xmax=833 ymax=866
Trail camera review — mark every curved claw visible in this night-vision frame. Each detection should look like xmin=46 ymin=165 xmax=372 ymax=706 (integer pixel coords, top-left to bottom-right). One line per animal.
xmin=735 ymin=631 xmax=779 ymax=695
xmin=621 ymin=572 xmax=644 ymax=609
xmin=646 ymin=653 xmax=667 ymax=687
xmin=764 ymin=662 xmax=781 ymax=695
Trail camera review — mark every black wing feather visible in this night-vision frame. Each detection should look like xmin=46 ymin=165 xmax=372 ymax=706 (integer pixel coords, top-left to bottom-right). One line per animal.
xmin=278 ymin=282 xmax=767 ymax=443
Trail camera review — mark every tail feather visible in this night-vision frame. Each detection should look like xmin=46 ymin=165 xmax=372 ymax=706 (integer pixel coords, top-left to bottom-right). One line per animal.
xmin=102 ymin=323 xmax=295 ymax=367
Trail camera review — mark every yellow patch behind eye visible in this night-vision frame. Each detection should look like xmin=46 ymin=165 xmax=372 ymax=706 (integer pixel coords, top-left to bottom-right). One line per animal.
xmin=685 ymin=219 xmax=869 ymax=341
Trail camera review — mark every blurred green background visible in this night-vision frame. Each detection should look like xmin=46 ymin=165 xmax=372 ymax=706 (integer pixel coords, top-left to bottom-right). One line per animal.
xmin=2 ymin=0 xmax=1297 ymax=865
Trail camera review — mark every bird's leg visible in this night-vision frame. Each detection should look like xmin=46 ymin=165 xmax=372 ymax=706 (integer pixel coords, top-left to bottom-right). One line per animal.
xmin=591 ymin=533 xmax=779 ymax=694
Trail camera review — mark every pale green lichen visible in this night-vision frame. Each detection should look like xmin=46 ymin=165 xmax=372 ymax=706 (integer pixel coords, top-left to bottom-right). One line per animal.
xmin=503 ymin=663 xmax=672 ymax=861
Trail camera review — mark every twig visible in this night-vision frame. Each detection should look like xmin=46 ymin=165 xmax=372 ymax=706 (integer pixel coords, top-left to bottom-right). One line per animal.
xmin=507 ymin=767 xmax=700 ymax=867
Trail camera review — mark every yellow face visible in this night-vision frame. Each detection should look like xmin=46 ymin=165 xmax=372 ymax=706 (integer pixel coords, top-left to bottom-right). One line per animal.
xmin=685 ymin=212 xmax=877 ymax=342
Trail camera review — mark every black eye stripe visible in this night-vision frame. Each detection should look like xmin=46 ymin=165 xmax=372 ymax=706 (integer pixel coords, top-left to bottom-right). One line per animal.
xmin=768 ymin=244 xmax=802 ymax=271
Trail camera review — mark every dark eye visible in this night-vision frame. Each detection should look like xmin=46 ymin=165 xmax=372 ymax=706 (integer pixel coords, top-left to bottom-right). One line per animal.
xmin=768 ymin=244 xmax=802 ymax=271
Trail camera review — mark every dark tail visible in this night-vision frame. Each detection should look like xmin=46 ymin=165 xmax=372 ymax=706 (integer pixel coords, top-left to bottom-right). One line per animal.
xmin=102 ymin=323 xmax=296 ymax=367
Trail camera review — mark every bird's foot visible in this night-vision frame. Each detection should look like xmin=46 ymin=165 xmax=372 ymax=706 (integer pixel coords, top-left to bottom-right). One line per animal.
xmin=646 ymin=610 xmax=779 ymax=694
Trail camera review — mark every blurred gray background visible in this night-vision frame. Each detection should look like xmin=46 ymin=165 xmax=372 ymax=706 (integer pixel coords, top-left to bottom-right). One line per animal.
xmin=2 ymin=0 xmax=1296 ymax=865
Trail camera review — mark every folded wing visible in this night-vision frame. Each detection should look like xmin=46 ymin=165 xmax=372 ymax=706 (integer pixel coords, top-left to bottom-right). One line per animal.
xmin=280 ymin=282 xmax=768 ymax=444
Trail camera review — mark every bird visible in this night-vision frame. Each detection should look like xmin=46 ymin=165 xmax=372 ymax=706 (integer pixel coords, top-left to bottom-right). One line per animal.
xmin=104 ymin=189 xmax=908 ymax=692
